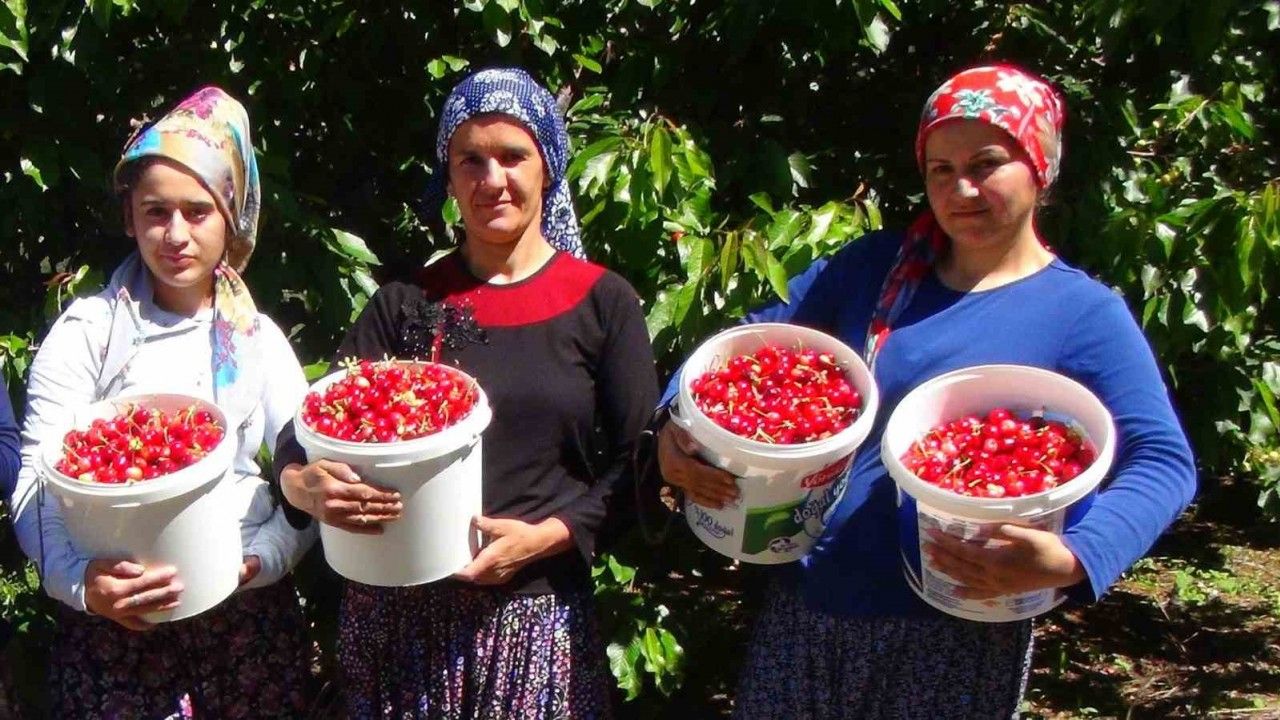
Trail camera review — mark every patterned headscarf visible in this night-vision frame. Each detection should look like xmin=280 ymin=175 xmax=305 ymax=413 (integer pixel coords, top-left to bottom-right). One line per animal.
xmin=111 ymin=86 xmax=264 ymax=423
xmin=115 ymin=86 xmax=261 ymax=272
xmin=865 ymin=65 xmax=1065 ymax=368
xmin=431 ymin=67 xmax=584 ymax=258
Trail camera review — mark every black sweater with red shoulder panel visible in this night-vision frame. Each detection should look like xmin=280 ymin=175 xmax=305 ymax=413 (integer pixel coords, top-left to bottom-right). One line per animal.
xmin=274 ymin=251 xmax=659 ymax=594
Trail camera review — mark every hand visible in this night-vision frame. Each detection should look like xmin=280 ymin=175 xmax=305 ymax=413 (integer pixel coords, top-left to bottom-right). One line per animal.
xmin=924 ymin=524 xmax=1087 ymax=600
xmin=83 ymin=559 xmax=183 ymax=632
xmin=239 ymin=555 xmax=262 ymax=586
xmin=279 ymin=460 xmax=402 ymax=534
xmin=657 ymin=422 xmax=739 ymax=509
xmin=453 ymin=516 xmax=573 ymax=586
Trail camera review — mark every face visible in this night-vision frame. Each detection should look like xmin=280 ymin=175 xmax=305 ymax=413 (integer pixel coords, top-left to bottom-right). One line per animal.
xmin=446 ymin=115 xmax=549 ymax=247
xmin=923 ymin=120 xmax=1040 ymax=249
xmin=125 ymin=159 xmax=228 ymax=305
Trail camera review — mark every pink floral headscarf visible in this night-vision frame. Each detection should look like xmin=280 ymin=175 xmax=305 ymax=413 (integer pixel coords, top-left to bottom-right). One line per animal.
xmin=865 ymin=66 xmax=1065 ymax=369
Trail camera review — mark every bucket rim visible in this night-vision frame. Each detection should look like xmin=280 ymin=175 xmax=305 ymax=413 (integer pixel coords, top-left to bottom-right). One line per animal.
xmin=39 ymin=393 xmax=235 ymax=502
xmin=294 ymin=361 xmax=493 ymax=457
xmin=881 ymin=363 xmax=1118 ymax=520
xmin=676 ymin=322 xmax=881 ymax=458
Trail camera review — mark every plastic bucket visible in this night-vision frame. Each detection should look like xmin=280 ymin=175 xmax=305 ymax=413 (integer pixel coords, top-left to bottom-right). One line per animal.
xmin=294 ymin=363 xmax=492 ymax=587
xmin=674 ymin=323 xmax=880 ymax=564
xmin=882 ymin=364 xmax=1117 ymax=622
xmin=38 ymin=394 xmax=241 ymax=623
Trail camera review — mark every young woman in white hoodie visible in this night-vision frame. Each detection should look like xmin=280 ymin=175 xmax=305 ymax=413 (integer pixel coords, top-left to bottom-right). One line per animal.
xmin=9 ymin=86 xmax=316 ymax=718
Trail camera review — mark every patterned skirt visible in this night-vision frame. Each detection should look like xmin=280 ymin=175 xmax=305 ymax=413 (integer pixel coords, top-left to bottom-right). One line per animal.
xmin=48 ymin=579 xmax=314 ymax=719
xmin=734 ymin=584 xmax=1033 ymax=720
xmin=338 ymin=582 xmax=613 ymax=720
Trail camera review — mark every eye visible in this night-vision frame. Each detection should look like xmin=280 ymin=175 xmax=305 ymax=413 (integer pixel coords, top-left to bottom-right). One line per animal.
xmin=926 ymin=164 xmax=953 ymax=179
xmin=185 ymin=208 xmax=211 ymax=222
xmin=144 ymin=206 xmax=168 ymax=220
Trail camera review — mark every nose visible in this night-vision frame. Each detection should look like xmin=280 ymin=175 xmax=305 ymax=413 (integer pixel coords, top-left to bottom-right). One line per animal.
xmin=956 ymin=175 xmax=981 ymax=199
xmin=164 ymin=209 xmax=192 ymax=245
xmin=479 ymin=158 xmax=506 ymax=190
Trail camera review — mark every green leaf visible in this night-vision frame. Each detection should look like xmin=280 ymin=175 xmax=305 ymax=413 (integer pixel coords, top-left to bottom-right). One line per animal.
xmin=645 ymin=287 xmax=677 ymax=339
xmin=640 ymin=627 xmax=667 ymax=674
xmin=1253 ymin=383 xmax=1280 ymax=442
xmin=649 ymin=125 xmax=673 ymax=196
xmin=878 ymin=0 xmax=902 ymax=21
xmin=566 ymin=136 xmax=622 ymax=180
xmin=19 ymin=156 xmax=45 ymax=190
xmin=88 ymin=0 xmax=113 ymax=30
xmin=303 ymin=360 xmax=332 ymax=382
xmin=572 ymin=53 xmax=602 ymax=73
xmin=682 ymin=236 xmax=716 ymax=280
xmin=0 ymin=0 xmax=28 ymax=66
xmin=1215 ymin=102 xmax=1256 ymax=140
xmin=719 ymin=234 xmax=739 ymax=294
xmin=442 ymin=196 xmax=462 ymax=226
xmin=329 ymin=229 xmax=381 ymax=265
xmin=766 ymin=210 xmax=804 ymax=251
xmin=787 ymin=152 xmax=813 ymax=189
xmin=606 ymin=641 xmax=643 ymax=700
xmin=764 ymin=252 xmax=791 ymax=303
xmin=864 ymin=16 xmax=891 ymax=54
xmin=748 ymin=192 xmax=775 ymax=216
xmin=671 ymin=280 xmax=698 ymax=326
xmin=482 ymin=2 xmax=513 ymax=46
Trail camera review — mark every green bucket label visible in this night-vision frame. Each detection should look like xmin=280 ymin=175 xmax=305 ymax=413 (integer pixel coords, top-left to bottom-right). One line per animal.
xmin=741 ymin=498 xmax=805 ymax=555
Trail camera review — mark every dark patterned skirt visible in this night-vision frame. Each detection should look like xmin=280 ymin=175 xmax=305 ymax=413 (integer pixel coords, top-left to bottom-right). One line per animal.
xmin=734 ymin=583 xmax=1032 ymax=720
xmin=338 ymin=582 xmax=613 ymax=720
xmin=48 ymin=579 xmax=314 ymax=719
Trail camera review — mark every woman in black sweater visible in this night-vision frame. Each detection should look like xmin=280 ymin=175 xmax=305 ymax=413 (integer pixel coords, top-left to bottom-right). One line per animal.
xmin=273 ymin=67 xmax=657 ymax=719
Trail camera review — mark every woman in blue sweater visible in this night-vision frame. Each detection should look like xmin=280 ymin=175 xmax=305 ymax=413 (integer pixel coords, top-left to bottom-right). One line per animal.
xmin=657 ymin=65 xmax=1196 ymax=718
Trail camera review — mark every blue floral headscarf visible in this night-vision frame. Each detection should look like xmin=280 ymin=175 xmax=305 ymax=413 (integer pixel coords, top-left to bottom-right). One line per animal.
xmin=432 ymin=67 xmax=584 ymax=258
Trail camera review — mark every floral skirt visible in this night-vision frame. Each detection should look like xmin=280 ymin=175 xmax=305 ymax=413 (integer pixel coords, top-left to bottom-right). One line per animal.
xmin=49 ymin=580 xmax=313 ymax=719
xmin=338 ymin=582 xmax=613 ymax=720
xmin=733 ymin=583 xmax=1033 ymax=720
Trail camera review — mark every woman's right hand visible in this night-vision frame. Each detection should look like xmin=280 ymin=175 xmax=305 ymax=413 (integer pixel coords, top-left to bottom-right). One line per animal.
xmin=83 ymin=559 xmax=182 ymax=632
xmin=279 ymin=460 xmax=403 ymax=534
xmin=657 ymin=421 xmax=740 ymax=509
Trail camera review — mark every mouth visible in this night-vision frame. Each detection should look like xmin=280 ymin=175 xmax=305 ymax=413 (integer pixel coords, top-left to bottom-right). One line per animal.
xmin=160 ymin=254 xmax=196 ymax=267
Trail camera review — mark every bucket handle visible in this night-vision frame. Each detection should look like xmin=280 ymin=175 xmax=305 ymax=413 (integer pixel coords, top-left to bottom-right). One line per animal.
xmin=667 ymin=404 xmax=694 ymax=433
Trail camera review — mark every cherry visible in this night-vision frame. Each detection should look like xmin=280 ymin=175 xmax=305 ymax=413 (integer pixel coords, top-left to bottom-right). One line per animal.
xmin=690 ymin=345 xmax=862 ymax=445
xmin=901 ymin=406 xmax=1097 ymax=499
xmin=56 ymin=403 xmax=225 ymax=485
xmin=300 ymin=359 xmax=479 ymax=444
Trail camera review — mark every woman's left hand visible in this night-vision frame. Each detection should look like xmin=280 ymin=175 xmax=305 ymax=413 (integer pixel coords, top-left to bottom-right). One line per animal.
xmin=239 ymin=555 xmax=262 ymax=586
xmin=924 ymin=524 xmax=1086 ymax=600
xmin=453 ymin=516 xmax=573 ymax=586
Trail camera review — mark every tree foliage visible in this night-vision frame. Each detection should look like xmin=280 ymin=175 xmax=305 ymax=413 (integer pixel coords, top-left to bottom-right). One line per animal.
xmin=0 ymin=0 xmax=1275 ymax=710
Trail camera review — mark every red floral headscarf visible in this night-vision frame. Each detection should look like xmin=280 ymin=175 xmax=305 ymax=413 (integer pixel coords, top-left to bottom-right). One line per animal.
xmin=865 ymin=65 xmax=1065 ymax=369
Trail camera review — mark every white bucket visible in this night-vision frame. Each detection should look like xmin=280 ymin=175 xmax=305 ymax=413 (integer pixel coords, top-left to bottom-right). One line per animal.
xmin=294 ymin=364 xmax=492 ymax=587
xmin=674 ymin=323 xmax=880 ymax=564
xmin=881 ymin=364 xmax=1117 ymax=622
xmin=38 ymin=394 xmax=241 ymax=623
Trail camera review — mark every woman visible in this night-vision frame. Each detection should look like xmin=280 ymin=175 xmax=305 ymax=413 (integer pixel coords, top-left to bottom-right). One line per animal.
xmin=274 ymin=67 xmax=657 ymax=718
xmin=10 ymin=86 xmax=316 ymax=718
xmin=657 ymin=65 xmax=1197 ymax=718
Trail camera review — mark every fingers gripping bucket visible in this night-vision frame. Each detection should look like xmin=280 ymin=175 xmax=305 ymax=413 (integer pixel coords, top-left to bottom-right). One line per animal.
xmin=675 ymin=324 xmax=880 ymax=564
xmin=38 ymin=394 xmax=241 ymax=623
xmin=295 ymin=366 xmax=492 ymax=587
xmin=882 ymin=365 xmax=1117 ymax=622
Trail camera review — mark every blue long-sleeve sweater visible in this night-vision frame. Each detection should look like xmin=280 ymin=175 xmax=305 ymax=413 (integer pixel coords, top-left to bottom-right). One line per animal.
xmin=664 ymin=230 xmax=1197 ymax=617
xmin=0 ymin=378 xmax=20 ymax=500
